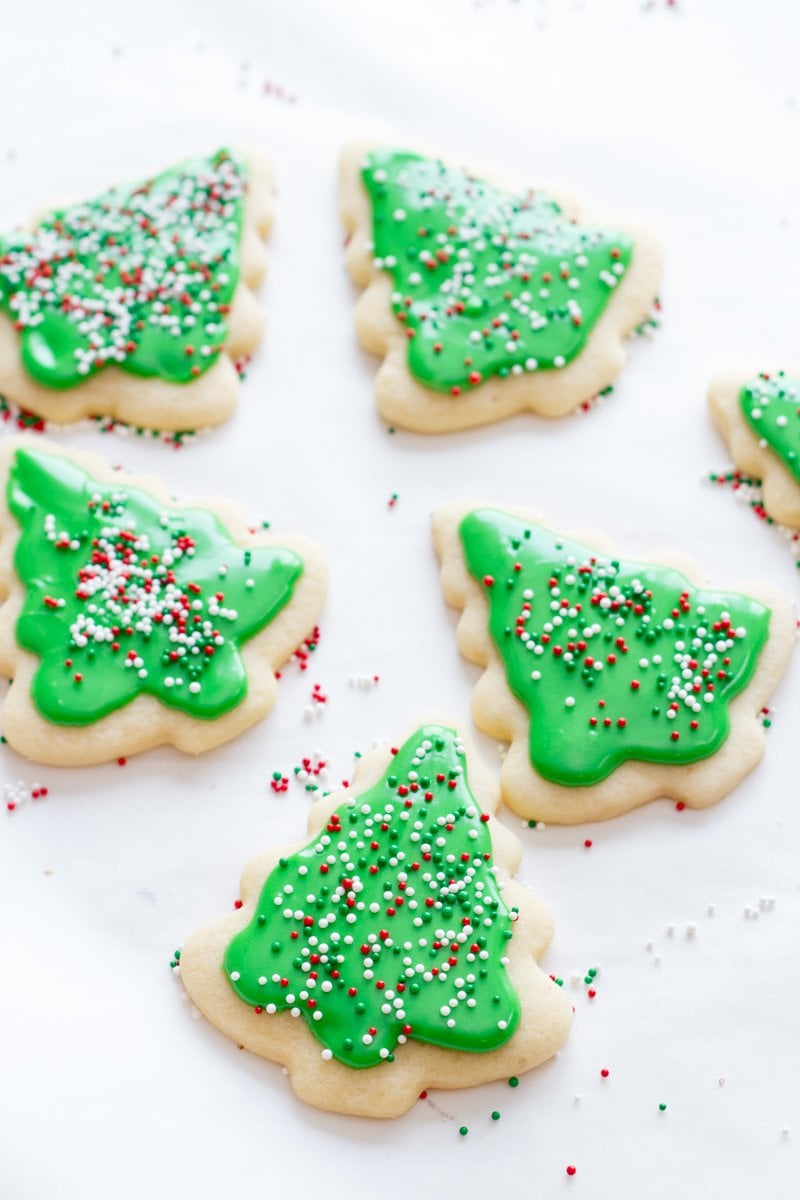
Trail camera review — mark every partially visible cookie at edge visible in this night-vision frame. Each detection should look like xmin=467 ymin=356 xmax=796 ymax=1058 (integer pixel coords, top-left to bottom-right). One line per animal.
xmin=433 ymin=501 xmax=795 ymax=824
xmin=180 ymin=715 xmax=572 ymax=1118
xmin=709 ymin=369 xmax=800 ymax=529
xmin=0 ymin=146 xmax=272 ymax=432
xmin=340 ymin=142 xmax=662 ymax=434
xmin=0 ymin=437 xmax=326 ymax=765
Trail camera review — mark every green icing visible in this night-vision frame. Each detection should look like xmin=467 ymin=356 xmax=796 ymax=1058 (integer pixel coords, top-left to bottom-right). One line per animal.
xmin=224 ymin=724 xmax=520 ymax=1068
xmin=739 ymin=373 xmax=800 ymax=484
xmin=459 ymin=509 xmax=771 ymax=787
xmin=361 ymin=148 xmax=633 ymax=394
xmin=7 ymin=448 xmax=302 ymax=725
xmin=0 ymin=149 xmax=247 ymax=389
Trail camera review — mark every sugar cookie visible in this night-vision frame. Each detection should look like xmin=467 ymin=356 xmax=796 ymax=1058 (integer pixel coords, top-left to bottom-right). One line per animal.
xmin=0 ymin=438 xmax=326 ymax=765
xmin=433 ymin=502 xmax=795 ymax=822
xmin=709 ymin=369 xmax=800 ymax=529
xmin=180 ymin=717 xmax=572 ymax=1117
xmin=341 ymin=144 xmax=662 ymax=433
xmin=0 ymin=148 xmax=271 ymax=431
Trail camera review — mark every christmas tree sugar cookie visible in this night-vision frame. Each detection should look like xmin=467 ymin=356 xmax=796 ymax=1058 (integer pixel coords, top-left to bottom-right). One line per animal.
xmin=180 ymin=717 xmax=572 ymax=1117
xmin=0 ymin=438 xmax=326 ymax=765
xmin=433 ymin=503 xmax=795 ymax=823
xmin=709 ymin=370 xmax=800 ymax=529
xmin=340 ymin=144 xmax=662 ymax=434
xmin=0 ymin=147 xmax=271 ymax=432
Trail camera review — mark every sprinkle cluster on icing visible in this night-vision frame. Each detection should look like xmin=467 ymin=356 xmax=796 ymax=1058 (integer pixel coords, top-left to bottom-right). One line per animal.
xmin=0 ymin=149 xmax=247 ymax=389
xmin=224 ymin=724 xmax=520 ymax=1068
xmin=459 ymin=509 xmax=771 ymax=787
xmin=8 ymin=448 xmax=302 ymax=725
xmin=739 ymin=372 xmax=800 ymax=485
xmin=361 ymin=148 xmax=633 ymax=394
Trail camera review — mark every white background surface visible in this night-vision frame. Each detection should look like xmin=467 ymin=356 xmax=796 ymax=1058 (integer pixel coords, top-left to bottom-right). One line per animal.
xmin=1 ymin=1 xmax=799 ymax=1197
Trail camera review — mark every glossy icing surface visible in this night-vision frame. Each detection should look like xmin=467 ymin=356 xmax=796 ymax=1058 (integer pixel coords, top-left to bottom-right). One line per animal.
xmin=459 ymin=508 xmax=771 ymax=786
xmin=225 ymin=724 xmax=520 ymax=1067
xmin=0 ymin=149 xmax=247 ymax=388
xmin=8 ymin=448 xmax=302 ymax=724
xmin=362 ymin=148 xmax=633 ymax=393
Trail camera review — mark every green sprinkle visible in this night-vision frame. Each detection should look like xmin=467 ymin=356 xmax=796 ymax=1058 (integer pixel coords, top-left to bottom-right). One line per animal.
xmin=508 ymin=1076 xmax=519 ymax=1088
xmin=659 ymin=1103 xmax=667 ymax=1112
xmin=459 ymin=1126 xmax=469 ymax=1136
xmin=527 ymin=820 xmax=537 ymax=828
xmin=491 ymin=1110 xmax=501 ymax=1121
